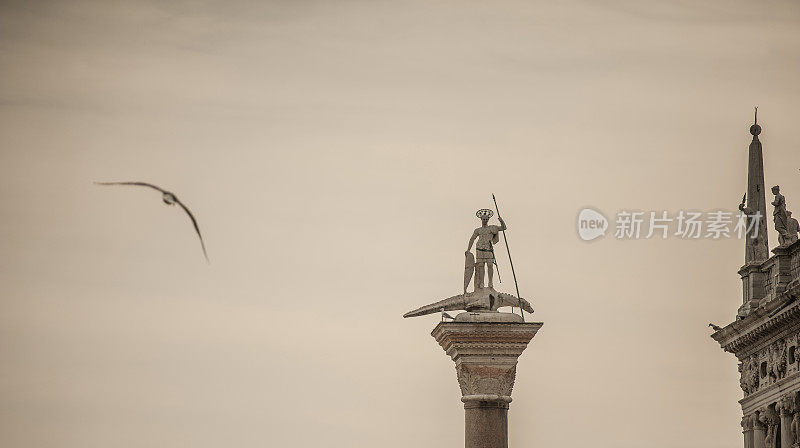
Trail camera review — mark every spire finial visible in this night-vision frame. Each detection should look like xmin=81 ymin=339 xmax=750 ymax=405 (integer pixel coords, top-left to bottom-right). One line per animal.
xmin=750 ymin=106 xmax=761 ymax=136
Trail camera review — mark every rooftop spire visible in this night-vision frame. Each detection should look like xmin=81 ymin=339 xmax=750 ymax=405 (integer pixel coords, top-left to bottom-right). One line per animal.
xmin=744 ymin=108 xmax=768 ymax=264
xmin=751 ymin=106 xmax=762 ymax=137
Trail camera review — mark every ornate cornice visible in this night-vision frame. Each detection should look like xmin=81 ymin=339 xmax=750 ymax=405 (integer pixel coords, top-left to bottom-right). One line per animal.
xmin=432 ymin=321 xmax=542 ymax=359
xmin=712 ymin=295 xmax=800 ymax=357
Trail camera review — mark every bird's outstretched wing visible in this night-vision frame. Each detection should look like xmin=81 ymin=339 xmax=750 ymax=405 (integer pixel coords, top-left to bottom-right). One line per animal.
xmin=96 ymin=180 xmax=209 ymax=263
xmin=95 ymin=181 xmax=168 ymax=194
xmin=173 ymin=197 xmax=209 ymax=263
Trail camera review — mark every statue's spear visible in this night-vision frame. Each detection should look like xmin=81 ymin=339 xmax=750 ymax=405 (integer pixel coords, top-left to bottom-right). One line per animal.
xmin=492 ymin=194 xmax=524 ymax=321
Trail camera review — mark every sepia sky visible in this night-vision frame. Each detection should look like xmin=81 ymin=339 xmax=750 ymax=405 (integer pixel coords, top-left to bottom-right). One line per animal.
xmin=2 ymin=1 xmax=800 ymax=447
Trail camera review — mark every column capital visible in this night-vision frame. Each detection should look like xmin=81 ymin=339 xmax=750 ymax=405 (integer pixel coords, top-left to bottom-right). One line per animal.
xmin=758 ymin=407 xmax=780 ymax=427
xmin=778 ymin=395 xmax=796 ymax=416
xmin=432 ymin=317 xmax=542 ymax=399
xmin=743 ymin=414 xmax=756 ymax=431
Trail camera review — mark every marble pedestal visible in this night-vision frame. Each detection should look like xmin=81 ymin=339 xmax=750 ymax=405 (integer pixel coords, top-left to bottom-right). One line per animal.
xmin=431 ymin=312 xmax=542 ymax=448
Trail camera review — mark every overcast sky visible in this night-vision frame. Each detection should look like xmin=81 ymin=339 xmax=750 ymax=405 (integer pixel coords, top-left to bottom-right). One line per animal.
xmin=2 ymin=1 xmax=800 ymax=447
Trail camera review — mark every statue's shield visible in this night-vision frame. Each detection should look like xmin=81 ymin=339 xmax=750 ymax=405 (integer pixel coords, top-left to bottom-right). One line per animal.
xmin=464 ymin=251 xmax=475 ymax=293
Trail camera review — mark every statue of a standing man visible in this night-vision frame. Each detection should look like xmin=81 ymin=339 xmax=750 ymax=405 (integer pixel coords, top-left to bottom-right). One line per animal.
xmin=466 ymin=209 xmax=506 ymax=291
xmin=773 ymin=186 xmax=790 ymax=246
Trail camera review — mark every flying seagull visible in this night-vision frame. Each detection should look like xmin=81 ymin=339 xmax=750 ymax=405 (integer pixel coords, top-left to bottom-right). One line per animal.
xmin=95 ymin=181 xmax=209 ymax=262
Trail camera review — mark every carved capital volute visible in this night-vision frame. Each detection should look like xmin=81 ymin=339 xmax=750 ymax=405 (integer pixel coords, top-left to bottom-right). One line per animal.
xmin=743 ymin=414 xmax=756 ymax=431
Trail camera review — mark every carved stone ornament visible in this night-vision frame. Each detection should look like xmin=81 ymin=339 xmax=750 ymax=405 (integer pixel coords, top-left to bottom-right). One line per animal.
xmin=455 ymin=364 xmax=517 ymax=397
xmin=779 ymin=394 xmax=796 ymax=415
xmin=760 ymin=407 xmax=780 ymax=427
xmin=742 ymin=414 xmax=756 ymax=431
xmin=766 ymin=426 xmax=777 ymax=448
xmin=740 ymin=355 xmax=760 ymax=396
xmin=777 ymin=340 xmax=788 ymax=379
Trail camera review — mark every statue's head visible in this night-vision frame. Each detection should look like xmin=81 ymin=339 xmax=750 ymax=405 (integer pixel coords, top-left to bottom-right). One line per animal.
xmin=789 ymin=211 xmax=794 ymax=217
xmin=773 ymin=185 xmax=781 ymax=194
xmin=476 ymin=208 xmax=493 ymax=224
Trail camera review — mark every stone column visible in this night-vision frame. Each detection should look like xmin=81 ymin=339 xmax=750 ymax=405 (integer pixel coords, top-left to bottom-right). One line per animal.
xmin=462 ymin=396 xmax=510 ymax=448
xmin=779 ymin=396 xmax=794 ymax=448
xmin=431 ymin=312 xmax=542 ymax=448
xmin=743 ymin=414 xmax=755 ymax=448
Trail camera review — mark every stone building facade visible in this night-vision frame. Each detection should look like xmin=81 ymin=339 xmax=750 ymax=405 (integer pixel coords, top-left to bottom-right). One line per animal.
xmin=712 ymin=117 xmax=800 ymax=448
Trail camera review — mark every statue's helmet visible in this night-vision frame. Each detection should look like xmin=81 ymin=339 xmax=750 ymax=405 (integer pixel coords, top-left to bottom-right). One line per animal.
xmin=476 ymin=209 xmax=494 ymax=220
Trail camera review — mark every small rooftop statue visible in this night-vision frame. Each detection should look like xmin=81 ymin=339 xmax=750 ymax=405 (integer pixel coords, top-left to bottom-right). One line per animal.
xmin=786 ymin=211 xmax=800 ymax=245
xmin=772 ymin=185 xmax=790 ymax=246
xmin=403 ymin=202 xmax=534 ymax=318
xmin=771 ymin=185 xmax=800 ymax=246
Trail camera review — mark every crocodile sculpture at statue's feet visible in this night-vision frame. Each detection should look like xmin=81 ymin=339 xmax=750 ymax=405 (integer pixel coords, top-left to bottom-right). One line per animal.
xmin=403 ymin=286 xmax=534 ymax=318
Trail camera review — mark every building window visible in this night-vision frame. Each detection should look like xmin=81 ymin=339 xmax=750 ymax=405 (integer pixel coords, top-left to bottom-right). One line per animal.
xmin=761 ymin=362 xmax=768 ymax=378
xmin=790 ymin=346 xmax=796 ymax=365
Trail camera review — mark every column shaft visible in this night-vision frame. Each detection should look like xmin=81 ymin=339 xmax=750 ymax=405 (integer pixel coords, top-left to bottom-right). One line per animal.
xmin=743 ymin=414 xmax=755 ymax=448
xmin=464 ymin=400 xmax=508 ymax=448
